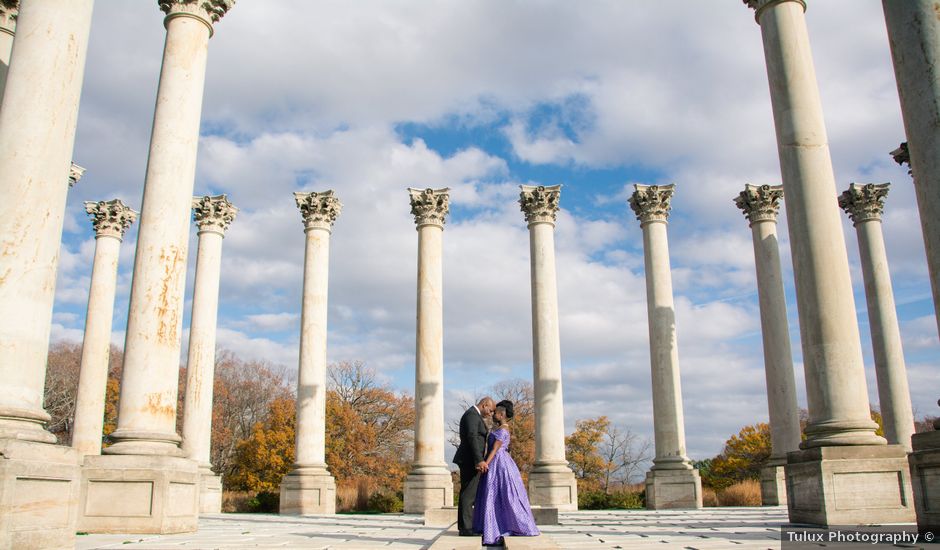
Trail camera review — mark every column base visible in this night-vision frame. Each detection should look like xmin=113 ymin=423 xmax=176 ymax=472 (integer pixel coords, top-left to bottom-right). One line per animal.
xmin=645 ymin=467 xmax=703 ymax=509
xmin=198 ymin=470 xmax=223 ymax=514
xmin=909 ymin=431 xmax=940 ymax=534
xmin=0 ymin=438 xmax=80 ymax=550
xmin=403 ymin=469 xmax=453 ymax=513
xmin=784 ymin=444 xmax=915 ymax=526
xmin=77 ymin=454 xmax=199 ymax=534
xmin=528 ymin=464 xmax=578 ymax=511
xmin=279 ymin=466 xmax=335 ymax=515
xmin=760 ymin=463 xmax=787 ymax=506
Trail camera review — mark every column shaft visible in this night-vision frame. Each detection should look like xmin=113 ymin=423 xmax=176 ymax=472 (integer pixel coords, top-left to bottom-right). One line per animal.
xmin=883 ymin=0 xmax=940 ymax=335
xmin=295 ymin=227 xmax=330 ymax=468
xmin=529 ymin=222 xmax=567 ymax=466
xmin=641 ymin=220 xmax=689 ymax=467
xmin=72 ymin=236 xmax=122 ymax=456
xmin=0 ymin=2 xmax=15 ymax=105
xmin=0 ymin=0 xmax=94 ymax=443
xmin=857 ymin=219 xmax=914 ymax=450
xmin=750 ymin=220 xmax=801 ymax=459
xmin=109 ymin=14 xmax=211 ymax=454
xmin=756 ymin=1 xmax=879 ymax=447
xmin=413 ymin=225 xmax=446 ymax=470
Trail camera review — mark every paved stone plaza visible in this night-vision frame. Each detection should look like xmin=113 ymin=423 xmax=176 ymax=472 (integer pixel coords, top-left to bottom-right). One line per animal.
xmin=72 ymin=507 xmax=925 ymax=549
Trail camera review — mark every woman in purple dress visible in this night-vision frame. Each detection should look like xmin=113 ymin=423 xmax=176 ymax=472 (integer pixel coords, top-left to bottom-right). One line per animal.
xmin=472 ymin=400 xmax=540 ymax=545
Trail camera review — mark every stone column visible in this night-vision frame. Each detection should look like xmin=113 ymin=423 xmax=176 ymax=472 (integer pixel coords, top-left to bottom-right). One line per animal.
xmin=519 ymin=185 xmax=579 ymax=511
xmin=746 ymin=0 xmax=913 ymax=525
xmin=72 ymin=201 xmax=138 ymax=458
xmin=181 ymin=194 xmax=237 ymax=514
xmin=629 ymin=184 xmax=702 ymax=510
xmin=0 ymin=0 xmax=16 ymax=106
xmin=734 ymin=184 xmax=801 ymax=505
xmin=838 ymin=183 xmax=915 ymax=451
xmin=79 ymin=1 xmax=235 ymax=535
xmin=0 ymin=1 xmax=93 ymax=546
xmin=403 ymin=188 xmax=454 ymax=513
xmin=882 ymin=1 xmax=940 ymax=337
xmin=279 ymin=191 xmax=340 ymax=515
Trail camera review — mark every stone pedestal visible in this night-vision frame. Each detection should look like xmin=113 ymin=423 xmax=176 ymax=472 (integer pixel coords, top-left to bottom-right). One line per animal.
xmin=785 ymin=445 xmax=915 ymax=526
xmin=909 ymin=430 xmax=940 ymax=534
xmin=77 ymin=454 xmax=199 ymax=534
xmin=0 ymin=439 xmax=80 ymax=550
xmin=645 ymin=468 xmax=703 ymax=510
xmin=760 ymin=462 xmax=787 ymax=506
xmin=279 ymin=467 xmax=336 ymax=515
xmin=404 ymin=188 xmax=454 ymax=513
xmin=199 ymin=472 xmax=223 ymax=515
xmin=520 ymin=185 xmax=579 ymax=511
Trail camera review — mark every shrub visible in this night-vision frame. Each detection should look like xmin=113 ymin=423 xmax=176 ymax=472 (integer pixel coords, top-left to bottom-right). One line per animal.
xmin=702 ymin=487 xmax=719 ymax=507
xmin=578 ymin=489 xmax=644 ymax=510
xmin=717 ymin=479 xmax=761 ymax=507
xmin=246 ymin=491 xmax=280 ymax=513
xmin=367 ymin=491 xmax=404 ymax=513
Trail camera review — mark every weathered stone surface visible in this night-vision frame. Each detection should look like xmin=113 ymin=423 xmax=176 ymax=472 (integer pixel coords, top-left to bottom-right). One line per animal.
xmin=909 ymin=402 xmax=940 ymax=534
xmin=645 ymin=468 xmax=703 ymax=510
xmin=760 ymin=464 xmax=787 ymax=506
xmin=279 ymin=467 xmax=336 ymax=515
xmin=785 ymin=445 xmax=915 ymax=526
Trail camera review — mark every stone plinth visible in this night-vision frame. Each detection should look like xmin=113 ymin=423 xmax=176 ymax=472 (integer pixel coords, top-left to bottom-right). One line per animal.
xmin=404 ymin=472 xmax=453 ymax=514
xmin=199 ymin=473 xmax=223 ymax=515
xmin=760 ymin=462 xmax=787 ymax=506
xmin=0 ymin=439 xmax=80 ymax=550
xmin=77 ymin=454 xmax=199 ymax=534
xmin=645 ymin=468 xmax=702 ymax=510
xmin=910 ymin=429 xmax=940 ymax=533
xmin=785 ymin=445 xmax=915 ymax=526
xmin=279 ymin=467 xmax=336 ymax=515
xmin=528 ymin=469 xmax=578 ymax=512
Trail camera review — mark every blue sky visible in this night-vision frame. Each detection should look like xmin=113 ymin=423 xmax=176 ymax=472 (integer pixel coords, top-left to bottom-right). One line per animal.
xmin=51 ymin=0 xmax=938 ymax=462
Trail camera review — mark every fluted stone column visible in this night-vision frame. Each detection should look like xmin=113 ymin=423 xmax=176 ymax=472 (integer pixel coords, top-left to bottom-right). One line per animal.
xmin=746 ymin=0 xmax=913 ymax=525
xmin=838 ymin=183 xmax=915 ymax=451
xmin=629 ymin=184 xmax=702 ymax=510
xmin=0 ymin=1 xmax=93 ymax=546
xmin=279 ymin=191 xmax=339 ymax=516
xmin=181 ymin=195 xmax=236 ymax=514
xmin=79 ymin=1 xmax=235 ymax=535
xmin=72 ymin=201 xmax=138 ymax=458
xmin=734 ymin=184 xmax=801 ymax=505
xmin=0 ymin=0 xmax=16 ymax=106
xmin=520 ymin=185 xmax=579 ymax=511
xmin=403 ymin=188 xmax=454 ymax=513
xmin=883 ymin=1 xmax=940 ymax=337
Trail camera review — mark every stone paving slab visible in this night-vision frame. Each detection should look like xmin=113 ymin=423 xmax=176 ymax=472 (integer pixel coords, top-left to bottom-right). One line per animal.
xmin=76 ymin=506 xmax=927 ymax=550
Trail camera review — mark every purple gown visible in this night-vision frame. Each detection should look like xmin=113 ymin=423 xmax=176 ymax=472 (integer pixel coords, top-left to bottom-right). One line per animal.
xmin=472 ymin=428 xmax=540 ymax=544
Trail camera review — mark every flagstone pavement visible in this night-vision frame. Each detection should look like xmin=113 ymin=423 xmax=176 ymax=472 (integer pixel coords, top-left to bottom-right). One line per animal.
xmin=75 ymin=507 xmax=927 ymax=549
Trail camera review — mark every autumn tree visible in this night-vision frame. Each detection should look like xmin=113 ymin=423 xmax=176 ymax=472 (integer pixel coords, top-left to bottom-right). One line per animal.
xmin=704 ymin=423 xmax=771 ymax=490
xmin=227 ymin=396 xmax=296 ymax=493
xmin=44 ymin=341 xmax=83 ymax=443
xmin=565 ymin=416 xmax=610 ymax=492
xmin=598 ymin=424 xmax=652 ymax=491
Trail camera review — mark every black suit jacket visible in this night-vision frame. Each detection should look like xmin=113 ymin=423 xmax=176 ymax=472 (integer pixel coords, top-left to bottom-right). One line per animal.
xmin=453 ymin=406 xmax=488 ymax=468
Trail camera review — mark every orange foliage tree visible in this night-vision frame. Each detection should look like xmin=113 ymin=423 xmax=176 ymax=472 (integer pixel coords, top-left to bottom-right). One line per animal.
xmin=565 ymin=416 xmax=610 ymax=493
xmin=227 ymin=396 xmax=296 ymax=493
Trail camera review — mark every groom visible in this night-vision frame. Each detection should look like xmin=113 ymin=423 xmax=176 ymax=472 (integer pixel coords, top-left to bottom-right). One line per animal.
xmin=453 ymin=396 xmax=495 ymax=536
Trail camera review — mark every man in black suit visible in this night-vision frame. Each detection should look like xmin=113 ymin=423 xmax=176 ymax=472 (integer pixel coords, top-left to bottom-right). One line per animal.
xmin=453 ymin=396 xmax=495 ymax=536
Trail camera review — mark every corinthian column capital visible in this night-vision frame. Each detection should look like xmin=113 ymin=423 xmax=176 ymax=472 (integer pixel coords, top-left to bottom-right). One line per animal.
xmin=84 ymin=199 xmax=138 ymax=240
xmin=839 ymin=183 xmax=890 ymax=226
xmin=192 ymin=194 xmax=237 ymax=234
xmin=408 ymin=187 xmax=450 ymax=228
xmin=0 ymin=0 xmax=17 ymax=35
xmin=68 ymin=162 xmax=85 ymax=188
xmin=734 ymin=184 xmax=784 ymax=225
xmin=890 ymin=142 xmax=911 ymax=177
xmin=295 ymin=190 xmax=341 ymax=232
xmin=743 ymin=0 xmax=806 ymax=22
xmin=629 ymin=184 xmax=675 ymax=225
xmin=158 ymin=0 xmax=235 ymax=35
xmin=519 ymin=184 xmax=561 ymax=226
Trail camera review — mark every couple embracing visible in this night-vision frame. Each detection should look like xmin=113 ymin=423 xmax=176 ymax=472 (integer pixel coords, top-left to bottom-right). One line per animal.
xmin=453 ymin=397 xmax=540 ymax=545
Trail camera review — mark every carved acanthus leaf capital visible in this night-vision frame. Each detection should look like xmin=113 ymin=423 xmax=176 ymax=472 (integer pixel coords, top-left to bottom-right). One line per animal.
xmin=891 ymin=142 xmax=911 ymax=177
xmin=408 ymin=187 xmax=450 ymax=228
xmin=734 ymin=184 xmax=783 ymax=225
xmin=158 ymin=0 xmax=235 ymax=34
xmin=84 ymin=199 xmax=138 ymax=239
xmin=295 ymin=190 xmax=341 ymax=231
xmin=0 ymin=0 xmax=17 ymax=34
xmin=68 ymin=163 xmax=85 ymax=188
xmin=519 ymin=184 xmax=561 ymax=226
xmin=743 ymin=0 xmax=805 ymax=22
xmin=838 ymin=183 xmax=890 ymax=226
xmin=629 ymin=184 xmax=675 ymax=225
xmin=192 ymin=194 xmax=237 ymax=233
